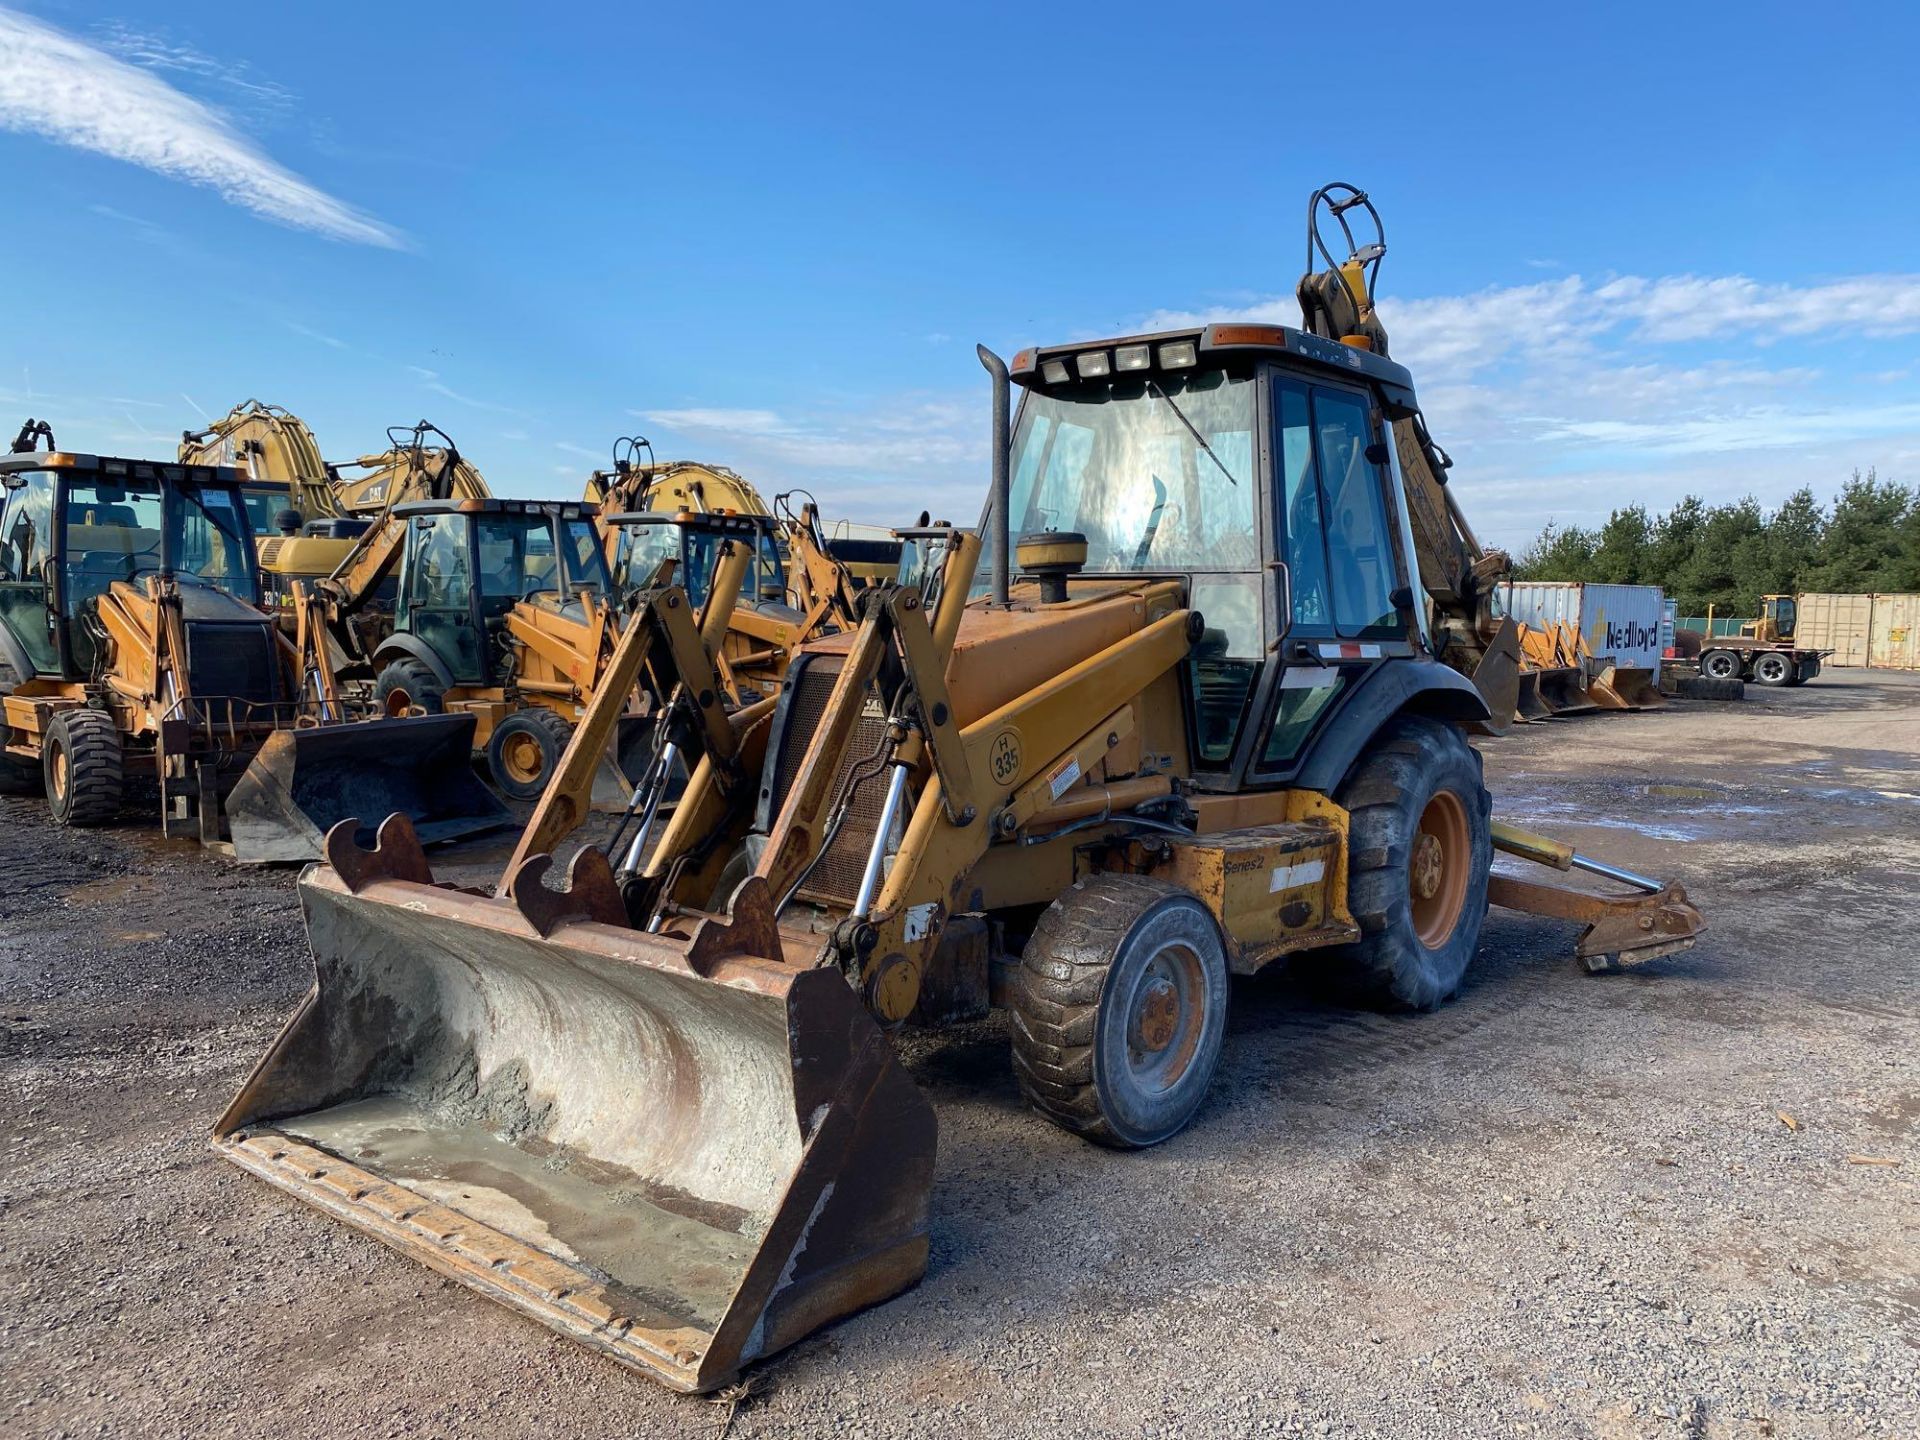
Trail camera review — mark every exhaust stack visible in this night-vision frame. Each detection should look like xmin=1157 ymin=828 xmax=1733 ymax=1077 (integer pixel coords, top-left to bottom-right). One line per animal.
xmin=977 ymin=344 xmax=1010 ymax=606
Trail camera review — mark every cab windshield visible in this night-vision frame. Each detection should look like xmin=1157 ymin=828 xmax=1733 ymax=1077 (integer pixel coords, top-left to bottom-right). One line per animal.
xmin=1004 ymin=368 xmax=1257 ymax=573
xmin=61 ymin=476 xmax=259 ymax=614
xmin=242 ymin=487 xmax=294 ymax=536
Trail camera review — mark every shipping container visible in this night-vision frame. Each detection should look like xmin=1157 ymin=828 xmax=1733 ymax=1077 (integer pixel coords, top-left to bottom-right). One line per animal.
xmin=1796 ymin=593 xmax=1873 ymax=665
xmin=1869 ymin=592 xmax=1920 ymax=669
xmin=1494 ymin=582 xmax=1667 ymax=676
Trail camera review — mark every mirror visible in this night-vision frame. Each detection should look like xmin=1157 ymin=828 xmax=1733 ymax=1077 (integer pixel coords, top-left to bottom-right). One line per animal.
xmin=2 ymin=474 xmax=25 ymax=492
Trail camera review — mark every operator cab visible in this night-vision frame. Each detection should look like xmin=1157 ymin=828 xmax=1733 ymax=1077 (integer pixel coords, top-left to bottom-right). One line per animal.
xmin=606 ymin=508 xmax=791 ymax=611
xmin=0 ymin=452 xmax=260 ymax=680
xmin=391 ymin=498 xmax=612 ymax=687
xmin=1001 ymin=322 xmax=1476 ymax=790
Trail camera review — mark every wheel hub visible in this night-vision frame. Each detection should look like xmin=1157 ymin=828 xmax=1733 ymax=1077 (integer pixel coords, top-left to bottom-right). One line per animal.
xmin=503 ymin=732 xmax=544 ymax=784
xmin=1411 ymin=831 xmax=1445 ymax=899
xmin=384 ymin=689 xmax=412 ymax=718
xmin=1131 ymin=977 xmax=1180 ymax=1054
xmin=1408 ymin=790 xmax=1471 ymax=950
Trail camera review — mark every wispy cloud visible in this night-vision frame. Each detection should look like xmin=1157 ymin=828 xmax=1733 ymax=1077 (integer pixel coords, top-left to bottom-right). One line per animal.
xmin=0 ymin=7 xmax=401 ymax=247
xmin=284 ymin=319 xmax=349 ymax=349
xmin=92 ymin=20 xmax=294 ymax=120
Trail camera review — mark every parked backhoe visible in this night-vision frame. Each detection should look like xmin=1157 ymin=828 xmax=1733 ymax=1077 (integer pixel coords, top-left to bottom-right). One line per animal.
xmin=0 ymin=435 xmax=505 ymax=861
xmin=217 ymin=183 xmax=1708 ymax=1393
xmin=587 ymin=443 xmax=902 ymax=590
xmin=300 ymin=441 xmax=639 ymax=800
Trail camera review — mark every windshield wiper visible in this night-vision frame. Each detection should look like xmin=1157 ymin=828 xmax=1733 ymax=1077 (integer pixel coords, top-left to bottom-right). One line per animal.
xmin=1149 ymin=379 xmax=1237 ymax=487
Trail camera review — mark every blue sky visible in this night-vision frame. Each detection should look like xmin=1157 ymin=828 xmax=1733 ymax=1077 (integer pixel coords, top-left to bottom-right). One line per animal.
xmin=2 ymin=1 xmax=1917 ymax=548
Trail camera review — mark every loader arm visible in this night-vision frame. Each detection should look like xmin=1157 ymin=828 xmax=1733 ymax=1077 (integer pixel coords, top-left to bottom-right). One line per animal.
xmin=502 ymin=574 xmax=742 ymax=885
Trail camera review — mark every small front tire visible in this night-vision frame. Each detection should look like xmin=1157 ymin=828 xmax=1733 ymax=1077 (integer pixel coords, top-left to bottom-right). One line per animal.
xmin=486 ymin=708 xmax=575 ymax=801
xmin=1010 ymin=874 xmax=1230 ymax=1149
xmin=44 ymin=709 xmax=123 ymax=826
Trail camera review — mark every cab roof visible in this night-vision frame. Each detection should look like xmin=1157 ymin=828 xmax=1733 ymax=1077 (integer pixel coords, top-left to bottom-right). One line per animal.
xmin=0 ymin=451 xmax=244 ymax=484
xmin=606 ymin=509 xmax=771 ymax=534
xmin=1011 ymin=322 xmax=1417 ymax=409
xmin=391 ymin=497 xmax=599 ymax=519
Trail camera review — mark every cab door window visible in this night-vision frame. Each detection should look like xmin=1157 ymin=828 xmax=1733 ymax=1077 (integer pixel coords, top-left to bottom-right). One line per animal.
xmin=0 ymin=472 xmax=59 ymax=674
xmin=402 ymin=514 xmax=484 ymax=683
xmin=1262 ymin=378 xmax=1402 ymax=768
xmin=1312 ymin=390 xmax=1400 ymax=636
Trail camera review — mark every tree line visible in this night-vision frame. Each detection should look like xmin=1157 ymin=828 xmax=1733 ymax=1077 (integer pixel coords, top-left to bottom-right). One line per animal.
xmin=1512 ymin=470 xmax=1920 ymax=616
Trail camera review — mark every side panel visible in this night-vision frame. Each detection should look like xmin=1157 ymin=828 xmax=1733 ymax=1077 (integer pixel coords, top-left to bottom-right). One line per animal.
xmin=1869 ymin=592 xmax=1920 ymax=670
xmin=1796 ymin=592 xmax=1874 ymax=666
xmin=1577 ymin=583 xmax=1666 ymax=677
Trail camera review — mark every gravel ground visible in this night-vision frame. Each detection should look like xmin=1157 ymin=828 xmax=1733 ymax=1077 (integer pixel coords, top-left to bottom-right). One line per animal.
xmin=3 ymin=672 xmax=1915 ymax=1439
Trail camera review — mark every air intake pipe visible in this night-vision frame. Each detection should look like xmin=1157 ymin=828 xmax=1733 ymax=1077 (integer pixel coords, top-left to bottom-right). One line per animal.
xmin=977 ymin=344 xmax=1011 ymax=607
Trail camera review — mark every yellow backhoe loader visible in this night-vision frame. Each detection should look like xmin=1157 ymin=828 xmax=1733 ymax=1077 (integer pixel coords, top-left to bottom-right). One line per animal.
xmin=181 ymin=404 xmax=493 ymax=617
xmin=586 ymin=441 xmax=902 ymax=590
xmin=301 ymin=450 xmax=641 ymax=800
xmin=0 ymin=433 xmax=506 ymax=861
xmin=217 ymin=184 xmax=1708 ymax=1392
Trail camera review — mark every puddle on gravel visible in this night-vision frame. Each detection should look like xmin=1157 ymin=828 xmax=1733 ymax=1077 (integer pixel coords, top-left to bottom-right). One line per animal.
xmin=62 ymin=876 xmax=158 ymax=906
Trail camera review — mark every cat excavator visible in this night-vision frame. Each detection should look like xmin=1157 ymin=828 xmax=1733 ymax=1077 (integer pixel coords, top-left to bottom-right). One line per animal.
xmin=180 ymin=401 xmax=491 ymax=616
xmin=217 ymin=183 xmax=1707 ymax=1392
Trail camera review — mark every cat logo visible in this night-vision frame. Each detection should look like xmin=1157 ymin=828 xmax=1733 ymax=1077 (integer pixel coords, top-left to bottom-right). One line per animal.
xmin=861 ymin=696 xmax=887 ymax=720
xmin=988 ymin=727 xmax=1023 ymax=787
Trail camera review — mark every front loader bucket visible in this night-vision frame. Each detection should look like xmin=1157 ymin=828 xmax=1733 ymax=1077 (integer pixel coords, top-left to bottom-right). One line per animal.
xmin=213 ymin=818 xmax=935 ymax=1393
xmin=1529 ymin=665 xmax=1598 ymax=716
xmin=225 ymin=713 xmax=511 ymax=865
xmin=1463 ymin=618 xmax=1522 ymax=737
xmin=1514 ymin=669 xmax=1554 ymax=722
xmin=1586 ymin=661 xmax=1666 ymax=711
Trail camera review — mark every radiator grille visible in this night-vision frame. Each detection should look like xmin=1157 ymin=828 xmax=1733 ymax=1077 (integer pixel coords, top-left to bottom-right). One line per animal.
xmin=769 ymin=658 xmax=892 ymax=907
xmin=186 ymin=623 xmax=282 ymax=705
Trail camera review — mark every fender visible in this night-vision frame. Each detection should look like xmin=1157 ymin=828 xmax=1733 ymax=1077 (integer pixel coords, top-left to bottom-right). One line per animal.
xmin=1294 ymin=657 xmax=1491 ymax=795
xmin=371 ymin=633 xmax=456 ymax=691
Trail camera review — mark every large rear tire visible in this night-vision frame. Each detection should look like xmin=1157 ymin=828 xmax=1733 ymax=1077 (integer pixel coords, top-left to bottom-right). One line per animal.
xmin=374 ymin=656 xmax=446 ymax=716
xmin=486 ymin=708 xmax=575 ymax=801
xmin=1010 ymin=874 xmax=1230 ymax=1149
xmin=1336 ymin=716 xmax=1492 ymax=1011
xmin=44 ymin=708 xmax=123 ymax=826
xmin=0 ymin=662 xmax=42 ymax=795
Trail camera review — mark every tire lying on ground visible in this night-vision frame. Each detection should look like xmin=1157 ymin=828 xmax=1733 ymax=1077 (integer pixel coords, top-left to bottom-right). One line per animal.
xmin=1676 ymin=675 xmax=1745 ymax=702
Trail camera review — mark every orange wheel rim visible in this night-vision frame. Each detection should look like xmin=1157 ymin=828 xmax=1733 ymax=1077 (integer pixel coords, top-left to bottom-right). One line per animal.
xmin=1409 ymin=790 xmax=1470 ymax=949
xmin=384 ymin=689 xmax=412 ymax=718
xmin=501 ymin=732 xmax=545 ymax=785
xmin=51 ymin=746 xmax=68 ymax=800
